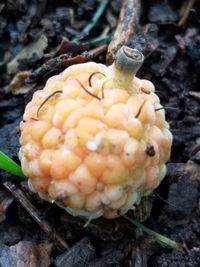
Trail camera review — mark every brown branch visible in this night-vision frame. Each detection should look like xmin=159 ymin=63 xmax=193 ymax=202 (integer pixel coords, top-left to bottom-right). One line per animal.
xmin=88 ymin=44 xmax=108 ymax=58
xmin=106 ymin=0 xmax=141 ymax=64
xmin=3 ymin=181 xmax=69 ymax=251
xmin=189 ymin=91 xmax=200 ymax=101
xmin=178 ymin=0 xmax=195 ymax=27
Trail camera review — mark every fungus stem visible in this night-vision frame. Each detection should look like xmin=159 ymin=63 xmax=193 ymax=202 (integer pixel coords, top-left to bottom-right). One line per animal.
xmin=108 ymin=46 xmax=144 ymax=93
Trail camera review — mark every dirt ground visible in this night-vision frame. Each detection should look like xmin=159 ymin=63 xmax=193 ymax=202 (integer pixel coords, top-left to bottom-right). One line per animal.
xmin=0 ymin=0 xmax=200 ymax=266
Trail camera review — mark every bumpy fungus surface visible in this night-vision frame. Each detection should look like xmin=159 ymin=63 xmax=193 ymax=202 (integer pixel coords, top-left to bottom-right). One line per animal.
xmin=19 ymin=46 xmax=172 ymax=219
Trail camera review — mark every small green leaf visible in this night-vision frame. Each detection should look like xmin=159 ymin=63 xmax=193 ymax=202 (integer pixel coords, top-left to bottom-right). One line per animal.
xmin=123 ymin=215 xmax=181 ymax=250
xmin=0 ymin=151 xmax=26 ymax=179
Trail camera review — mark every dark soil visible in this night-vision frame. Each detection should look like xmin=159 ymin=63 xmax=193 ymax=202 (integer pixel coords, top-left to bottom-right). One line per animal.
xmin=0 ymin=0 xmax=200 ymax=266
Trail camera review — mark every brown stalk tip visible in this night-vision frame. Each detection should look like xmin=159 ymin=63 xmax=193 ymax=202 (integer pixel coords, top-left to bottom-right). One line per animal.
xmin=123 ymin=46 xmax=143 ymax=61
xmin=115 ymin=46 xmax=144 ymax=75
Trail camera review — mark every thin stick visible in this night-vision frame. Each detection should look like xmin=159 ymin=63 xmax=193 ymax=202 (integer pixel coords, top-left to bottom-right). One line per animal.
xmin=3 ymin=181 xmax=69 ymax=251
xmin=178 ymin=0 xmax=195 ymax=27
xmin=74 ymin=78 xmax=101 ymax=100
xmin=153 ymin=192 xmax=178 ymax=209
xmin=107 ymin=0 xmax=141 ymax=64
xmin=189 ymin=91 xmax=200 ymax=101
xmin=88 ymin=44 xmax=108 ymax=58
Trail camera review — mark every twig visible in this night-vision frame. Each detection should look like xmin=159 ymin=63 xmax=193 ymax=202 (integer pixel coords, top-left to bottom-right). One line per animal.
xmin=73 ymin=0 xmax=110 ymax=42
xmin=153 ymin=192 xmax=179 ymax=209
xmin=3 ymin=181 xmax=69 ymax=251
xmin=88 ymin=44 xmax=108 ymax=58
xmin=178 ymin=0 xmax=195 ymax=27
xmin=189 ymin=91 xmax=200 ymax=101
xmin=106 ymin=0 xmax=141 ymax=64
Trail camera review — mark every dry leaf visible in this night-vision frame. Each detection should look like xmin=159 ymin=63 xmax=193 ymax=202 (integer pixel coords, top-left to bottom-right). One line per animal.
xmin=10 ymin=71 xmax=32 ymax=95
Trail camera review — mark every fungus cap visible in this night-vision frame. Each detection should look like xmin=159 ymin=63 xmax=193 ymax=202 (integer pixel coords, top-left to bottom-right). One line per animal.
xmin=19 ymin=46 xmax=172 ymax=219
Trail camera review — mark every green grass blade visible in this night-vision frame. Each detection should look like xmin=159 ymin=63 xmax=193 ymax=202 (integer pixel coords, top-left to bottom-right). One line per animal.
xmin=0 ymin=151 xmax=26 ymax=179
xmin=123 ymin=215 xmax=181 ymax=250
xmin=82 ymin=0 xmax=110 ymax=35
xmin=81 ymin=33 xmax=113 ymax=46
xmin=73 ymin=0 xmax=109 ymax=43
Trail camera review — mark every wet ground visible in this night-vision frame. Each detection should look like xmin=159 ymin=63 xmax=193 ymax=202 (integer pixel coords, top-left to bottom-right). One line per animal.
xmin=0 ymin=0 xmax=200 ymax=266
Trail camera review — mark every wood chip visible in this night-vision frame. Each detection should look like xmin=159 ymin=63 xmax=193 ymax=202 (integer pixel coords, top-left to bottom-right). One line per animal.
xmin=54 ymin=237 xmax=96 ymax=267
xmin=0 ymin=241 xmax=51 ymax=267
